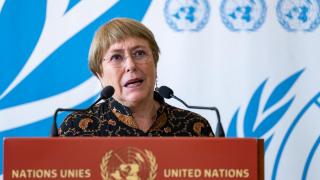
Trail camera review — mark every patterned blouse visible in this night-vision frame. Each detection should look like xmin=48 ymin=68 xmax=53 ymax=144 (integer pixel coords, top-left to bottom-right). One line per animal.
xmin=59 ymin=92 xmax=214 ymax=137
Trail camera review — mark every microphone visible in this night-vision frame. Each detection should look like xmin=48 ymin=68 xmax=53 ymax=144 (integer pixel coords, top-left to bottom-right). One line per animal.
xmin=157 ymin=86 xmax=225 ymax=137
xmin=50 ymin=86 xmax=115 ymax=137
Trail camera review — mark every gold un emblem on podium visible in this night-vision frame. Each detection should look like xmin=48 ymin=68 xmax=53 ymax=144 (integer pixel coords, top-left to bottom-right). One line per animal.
xmin=100 ymin=147 xmax=158 ymax=180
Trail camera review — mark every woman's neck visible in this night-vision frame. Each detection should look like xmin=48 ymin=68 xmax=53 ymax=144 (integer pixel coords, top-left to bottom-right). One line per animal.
xmin=130 ymin=97 xmax=160 ymax=132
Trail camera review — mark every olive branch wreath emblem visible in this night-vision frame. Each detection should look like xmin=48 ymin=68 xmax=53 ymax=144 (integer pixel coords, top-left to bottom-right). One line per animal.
xmin=227 ymin=69 xmax=304 ymax=150
xmin=100 ymin=149 xmax=158 ymax=180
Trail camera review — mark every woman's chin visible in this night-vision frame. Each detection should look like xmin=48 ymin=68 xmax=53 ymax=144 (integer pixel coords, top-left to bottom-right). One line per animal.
xmin=122 ymin=92 xmax=150 ymax=106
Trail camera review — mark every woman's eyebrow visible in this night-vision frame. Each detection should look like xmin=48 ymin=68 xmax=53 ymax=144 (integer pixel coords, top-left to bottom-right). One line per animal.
xmin=109 ymin=45 xmax=146 ymax=52
xmin=130 ymin=45 xmax=147 ymax=50
xmin=107 ymin=44 xmax=147 ymax=54
xmin=108 ymin=47 xmax=123 ymax=53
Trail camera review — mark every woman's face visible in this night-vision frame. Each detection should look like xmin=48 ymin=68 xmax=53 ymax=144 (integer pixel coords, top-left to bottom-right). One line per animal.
xmin=98 ymin=37 xmax=157 ymax=107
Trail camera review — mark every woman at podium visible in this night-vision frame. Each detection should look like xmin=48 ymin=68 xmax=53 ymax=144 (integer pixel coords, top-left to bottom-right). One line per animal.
xmin=59 ymin=18 xmax=214 ymax=137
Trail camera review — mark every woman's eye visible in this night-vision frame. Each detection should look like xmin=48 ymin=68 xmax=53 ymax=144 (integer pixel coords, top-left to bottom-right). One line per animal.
xmin=133 ymin=50 xmax=146 ymax=58
xmin=110 ymin=54 xmax=123 ymax=61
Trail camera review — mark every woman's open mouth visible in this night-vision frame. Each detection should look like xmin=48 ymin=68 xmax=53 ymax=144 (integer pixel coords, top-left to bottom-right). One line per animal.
xmin=124 ymin=78 xmax=144 ymax=88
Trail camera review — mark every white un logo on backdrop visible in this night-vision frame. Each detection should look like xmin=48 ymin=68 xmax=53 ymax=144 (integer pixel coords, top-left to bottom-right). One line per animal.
xmin=227 ymin=69 xmax=320 ymax=180
xmin=220 ymin=0 xmax=267 ymax=32
xmin=164 ymin=0 xmax=210 ymax=32
xmin=276 ymin=0 xmax=320 ymax=32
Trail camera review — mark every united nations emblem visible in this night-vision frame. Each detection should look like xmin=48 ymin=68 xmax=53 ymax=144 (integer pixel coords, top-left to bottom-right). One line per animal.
xmin=164 ymin=0 xmax=210 ymax=32
xmin=220 ymin=0 xmax=267 ymax=32
xmin=100 ymin=147 xmax=157 ymax=180
xmin=276 ymin=0 xmax=320 ymax=32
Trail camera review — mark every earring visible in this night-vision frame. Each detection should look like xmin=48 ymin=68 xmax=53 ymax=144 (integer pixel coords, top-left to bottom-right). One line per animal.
xmin=155 ymin=78 xmax=159 ymax=91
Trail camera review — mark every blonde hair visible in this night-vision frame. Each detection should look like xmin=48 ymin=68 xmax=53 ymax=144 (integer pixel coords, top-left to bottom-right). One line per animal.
xmin=89 ymin=18 xmax=160 ymax=77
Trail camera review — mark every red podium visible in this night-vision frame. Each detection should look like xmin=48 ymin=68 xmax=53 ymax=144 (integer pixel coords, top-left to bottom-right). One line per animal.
xmin=4 ymin=138 xmax=264 ymax=180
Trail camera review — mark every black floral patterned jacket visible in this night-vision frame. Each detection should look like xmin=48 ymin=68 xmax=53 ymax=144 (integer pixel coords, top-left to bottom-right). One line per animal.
xmin=59 ymin=92 xmax=214 ymax=137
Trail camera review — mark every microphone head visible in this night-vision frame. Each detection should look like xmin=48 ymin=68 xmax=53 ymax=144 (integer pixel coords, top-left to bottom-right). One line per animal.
xmin=100 ymin=86 xmax=115 ymax=99
xmin=158 ymin=86 xmax=174 ymax=99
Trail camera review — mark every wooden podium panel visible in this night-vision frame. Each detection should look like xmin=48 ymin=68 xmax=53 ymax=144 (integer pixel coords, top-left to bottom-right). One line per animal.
xmin=4 ymin=138 xmax=264 ymax=180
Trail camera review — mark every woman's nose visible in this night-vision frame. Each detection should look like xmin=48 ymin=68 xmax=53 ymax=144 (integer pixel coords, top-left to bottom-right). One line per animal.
xmin=124 ymin=55 xmax=137 ymax=72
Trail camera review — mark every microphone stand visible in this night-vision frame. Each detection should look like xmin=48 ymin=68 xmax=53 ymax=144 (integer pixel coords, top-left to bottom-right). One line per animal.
xmin=171 ymin=95 xmax=225 ymax=137
xmin=51 ymin=97 xmax=103 ymax=137
xmin=51 ymin=85 xmax=115 ymax=137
